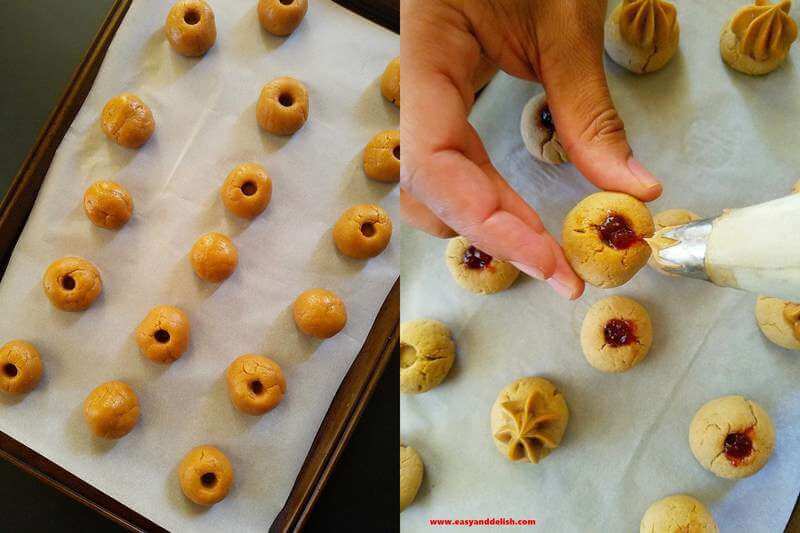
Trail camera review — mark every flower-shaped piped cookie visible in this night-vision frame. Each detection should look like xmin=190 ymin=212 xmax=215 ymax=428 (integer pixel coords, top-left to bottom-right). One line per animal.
xmin=400 ymin=319 xmax=455 ymax=394
xmin=640 ymin=494 xmax=719 ymax=533
xmin=755 ymin=295 xmax=800 ymax=350
xmin=581 ymin=295 xmax=653 ymax=373
xmin=721 ymin=0 xmax=798 ymax=76
xmin=605 ymin=0 xmax=680 ymax=74
xmin=490 ymin=377 xmax=569 ymax=464
xmin=445 ymin=236 xmax=520 ymax=294
xmin=520 ymin=93 xmax=567 ymax=164
xmin=400 ymin=443 xmax=424 ymax=512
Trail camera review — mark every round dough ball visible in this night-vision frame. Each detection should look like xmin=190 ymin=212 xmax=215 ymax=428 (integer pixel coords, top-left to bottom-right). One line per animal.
xmin=83 ymin=181 xmax=133 ymax=230
xmin=257 ymin=0 xmax=308 ymax=36
xmin=520 ymin=93 xmax=567 ymax=164
xmin=755 ymin=295 xmax=800 ymax=350
xmin=400 ymin=319 xmax=455 ymax=394
xmin=220 ymin=162 xmax=272 ymax=219
xmin=491 ymin=377 xmax=569 ymax=464
xmin=165 ymin=0 xmax=217 ymax=57
xmin=333 ymin=204 xmax=392 ymax=259
xmin=135 ymin=305 xmax=190 ymax=363
xmin=648 ymin=208 xmax=701 ymax=275
xmin=292 ymin=288 xmax=347 ymax=339
xmin=179 ymin=445 xmax=234 ymax=506
xmin=0 ymin=340 xmax=42 ymax=395
xmin=581 ymin=296 xmax=653 ymax=373
xmin=445 ymin=236 xmax=519 ymax=294
xmin=226 ymin=354 xmax=286 ymax=415
xmin=100 ymin=93 xmax=155 ymax=149
xmin=256 ymin=77 xmax=309 ymax=136
xmin=720 ymin=1 xmax=797 ymax=76
xmin=604 ymin=0 xmax=680 ymax=74
xmin=381 ymin=56 xmax=400 ymax=107
xmin=640 ymin=494 xmax=718 ymax=533
xmin=562 ymin=192 xmax=654 ymax=288
xmin=190 ymin=232 xmax=238 ymax=282
xmin=689 ymin=395 xmax=775 ymax=479
xmin=42 ymin=256 xmax=102 ymax=311
xmin=363 ymin=129 xmax=400 ymax=183
xmin=400 ymin=443 xmax=423 ymax=512
xmin=83 ymin=381 xmax=140 ymax=439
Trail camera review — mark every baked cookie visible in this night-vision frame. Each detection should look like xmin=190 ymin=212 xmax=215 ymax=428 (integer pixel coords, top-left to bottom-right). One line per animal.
xmin=490 ymin=377 xmax=569 ymax=464
xmin=689 ymin=395 xmax=775 ymax=479
xmin=226 ymin=354 xmax=286 ymax=415
xmin=400 ymin=443 xmax=423 ymax=512
xmin=292 ymin=288 xmax=347 ymax=339
xmin=605 ymin=0 xmax=680 ymax=74
xmin=190 ymin=232 xmax=238 ymax=282
xmin=0 ymin=340 xmax=42 ymax=395
xmin=400 ymin=319 xmax=455 ymax=394
xmin=42 ymin=256 xmax=102 ymax=311
xmin=381 ymin=56 xmax=400 ymax=107
xmin=83 ymin=181 xmax=133 ymax=230
xmin=165 ymin=0 xmax=216 ymax=57
xmin=258 ymin=0 xmax=308 ymax=36
xmin=562 ymin=192 xmax=654 ymax=288
xmin=647 ymin=208 xmax=700 ymax=274
xmin=333 ymin=204 xmax=392 ymax=259
xmin=755 ymin=296 xmax=800 ymax=350
xmin=640 ymin=494 xmax=718 ymax=533
xmin=257 ymin=77 xmax=309 ymax=136
xmin=581 ymin=296 xmax=652 ymax=373
xmin=83 ymin=381 xmax=140 ymax=439
xmin=220 ymin=163 xmax=272 ymax=219
xmin=179 ymin=445 xmax=234 ymax=506
xmin=363 ymin=130 xmax=400 ymax=183
xmin=101 ymin=94 xmax=155 ymax=149
xmin=520 ymin=93 xmax=567 ymax=164
xmin=445 ymin=236 xmax=519 ymax=294
xmin=721 ymin=0 xmax=797 ymax=76
xmin=135 ymin=305 xmax=190 ymax=363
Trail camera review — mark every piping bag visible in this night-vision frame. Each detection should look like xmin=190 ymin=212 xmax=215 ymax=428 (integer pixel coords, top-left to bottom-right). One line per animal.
xmin=647 ymin=195 xmax=800 ymax=301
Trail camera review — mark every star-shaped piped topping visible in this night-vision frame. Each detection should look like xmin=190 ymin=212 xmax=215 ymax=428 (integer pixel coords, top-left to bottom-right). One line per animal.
xmin=620 ymin=0 xmax=678 ymax=48
xmin=732 ymin=0 xmax=797 ymax=60
xmin=493 ymin=392 xmax=560 ymax=463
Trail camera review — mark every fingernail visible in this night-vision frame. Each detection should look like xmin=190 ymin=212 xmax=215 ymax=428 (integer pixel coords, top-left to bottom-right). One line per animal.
xmin=514 ymin=262 xmax=546 ymax=281
xmin=627 ymin=157 xmax=661 ymax=191
xmin=547 ymin=277 xmax=577 ymax=299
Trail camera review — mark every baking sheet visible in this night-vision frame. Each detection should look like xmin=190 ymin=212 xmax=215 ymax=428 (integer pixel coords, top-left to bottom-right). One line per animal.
xmin=400 ymin=1 xmax=800 ymax=531
xmin=0 ymin=0 xmax=397 ymax=531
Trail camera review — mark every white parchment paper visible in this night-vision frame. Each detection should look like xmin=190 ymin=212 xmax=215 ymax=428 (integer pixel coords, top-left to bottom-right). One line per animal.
xmin=0 ymin=1 xmax=397 ymax=531
xmin=401 ymin=1 xmax=800 ymax=531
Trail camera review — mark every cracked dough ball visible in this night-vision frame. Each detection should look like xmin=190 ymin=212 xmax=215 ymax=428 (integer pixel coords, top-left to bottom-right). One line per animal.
xmin=0 ymin=340 xmax=42 ymax=395
xmin=363 ymin=129 xmax=400 ymax=183
xmin=605 ymin=0 xmax=680 ymax=74
xmin=400 ymin=443 xmax=423 ymax=511
xmin=220 ymin=162 xmax=272 ymax=219
xmin=165 ymin=0 xmax=217 ymax=57
xmin=520 ymin=93 xmax=567 ymax=164
xmin=720 ymin=0 xmax=797 ymax=76
xmin=191 ymin=232 xmax=238 ymax=282
xmin=292 ymin=288 xmax=347 ymax=339
xmin=581 ymin=296 xmax=652 ymax=372
xmin=381 ymin=56 xmax=400 ymax=107
xmin=135 ymin=305 xmax=190 ymax=363
xmin=83 ymin=381 xmax=140 ymax=439
xmin=689 ymin=395 xmax=775 ymax=479
xmin=100 ymin=93 xmax=155 ymax=149
xmin=640 ymin=494 xmax=718 ymax=533
xmin=648 ymin=208 xmax=700 ymax=275
xmin=226 ymin=354 xmax=286 ymax=415
xmin=83 ymin=181 xmax=133 ymax=230
xmin=755 ymin=295 xmax=800 ymax=350
xmin=445 ymin=237 xmax=519 ymax=294
xmin=562 ymin=192 xmax=654 ymax=288
xmin=400 ymin=319 xmax=455 ymax=394
xmin=258 ymin=0 xmax=308 ymax=36
xmin=257 ymin=77 xmax=309 ymax=136
xmin=490 ymin=377 xmax=569 ymax=464
xmin=42 ymin=256 xmax=102 ymax=311
xmin=179 ymin=445 xmax=234 ymax=506
xmin=333 ymin=204 xmax=392 ymax=259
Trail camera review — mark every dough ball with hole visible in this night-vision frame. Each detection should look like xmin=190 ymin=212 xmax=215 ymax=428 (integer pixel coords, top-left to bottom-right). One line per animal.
xmin=165 ymin=0 xmax=217 ymax=57
xmin=258 ymin=0 xmax=308 ymax=36
xmin=400 ymin=319 xmax=455 ymax=394
xmin=179 ymin=445 xmax=234 ymax=506
xmin=220 ymin=162 xmax=272 ymax=219
xmin=333 ymin=204 xmax=392 ymax=259
xmin=0 ymin=340 xmax=42 ymax=395
xmin=257 ymin=77 xmax=309 ymax=135
xmin=363 ymin=129 xmax=400 ymax=183
xmin=135 ymin=305 xmax=190 ymax=363
xmin=226 ymin=354 xmax=286 ymax=415
xmin=42 ymin=256 xmax=102 ymax=311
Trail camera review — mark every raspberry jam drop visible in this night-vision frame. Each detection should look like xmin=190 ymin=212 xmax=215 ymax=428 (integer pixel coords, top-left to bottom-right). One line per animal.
xmin=598 ymin=214 xmax=639 ymax=250
xmin=724 ymin=431 xmax=753 ymax=464
xmin=539 ymin=105 xmax=554 ymax=132
xmin=604 ymin=319 xmax=636 ymax=347
xmin=463 ymin=246 xmax=492 ymax=270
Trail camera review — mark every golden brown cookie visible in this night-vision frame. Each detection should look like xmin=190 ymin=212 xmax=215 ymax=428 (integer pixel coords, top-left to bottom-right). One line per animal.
xmin=83 ymin=381 xmax=140 ymax=439
xmin=400 ymin=443 xmax=423 ymax=512
xmin=640 ymin=494 xmax=718 ymax=533
xmin=292 ymin=288 xmax=347 ymax=339
xmin=0 ymin=340 xmax=43 ymax=395
xmin=400 ymin=319 xmax=455 ymax=394
xmin=101 ymin=93 xmax=155 ymax=149
xmin=720 ymin=0 xmax=797 ymax=76
xmin=179 ymin=445 xmax=234 ymax=506
xmin=165 ymin=0 xmax=217 ymax=57
xmin=445 ymin=236 xmax=519 ymax=294
xmin=580 ymin=296 xmax=653 ymax=373
xmin=190 ymin=232 xmax=238 ymax=282
xmin=755 ymin=295 xmax=800 ymax=350
xmin=42 ymin=256 xmax=102 ymax=312
xmin=257 ymin=77 xmax=309 ymax=136
xmin=220 ymin=163 xmax=272 ymax=219
xmin=363 ymin=130 xmax=400 ymax=183
xmin=562 ymin=192 xmax=654 ymax=288
xmin=135 ymin=305 xmax=190 ymax=364
xmin=258 ymin=0 xmax=308 ymax=36
xmin=490 ymin=377 xmax=569 ymax=464
xmin=333 ymin=204 xmax=392 ymax=259
xmin=647 ymin=208 xmax=700 ymax=275
xmin=83 ymin=181 xmax=133 ymax=230
xmin=226 ymin=354 xmax=286 ymax=415
xmin=605 ymin=0 xmax=680 ymax=74
xmin=381 ymin=56 xmax=400 ymax=107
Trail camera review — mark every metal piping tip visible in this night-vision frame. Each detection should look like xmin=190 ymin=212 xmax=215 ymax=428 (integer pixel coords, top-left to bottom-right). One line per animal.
xmin=646 ymin=218 xmax=713 ymax=280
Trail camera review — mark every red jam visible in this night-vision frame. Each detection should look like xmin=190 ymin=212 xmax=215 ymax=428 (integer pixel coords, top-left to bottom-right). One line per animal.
xmin=539 ymin=105 xmax=554 ymax=132
xmin=598 ymin=214 xmax=639 ymax=250
xmin=604 ymin=319 xmax=636 ymax=347
xmin=463 ymin=246 xmax=492 ymax=270
xmin=724 ymin=431 xmax=753 ymax=465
